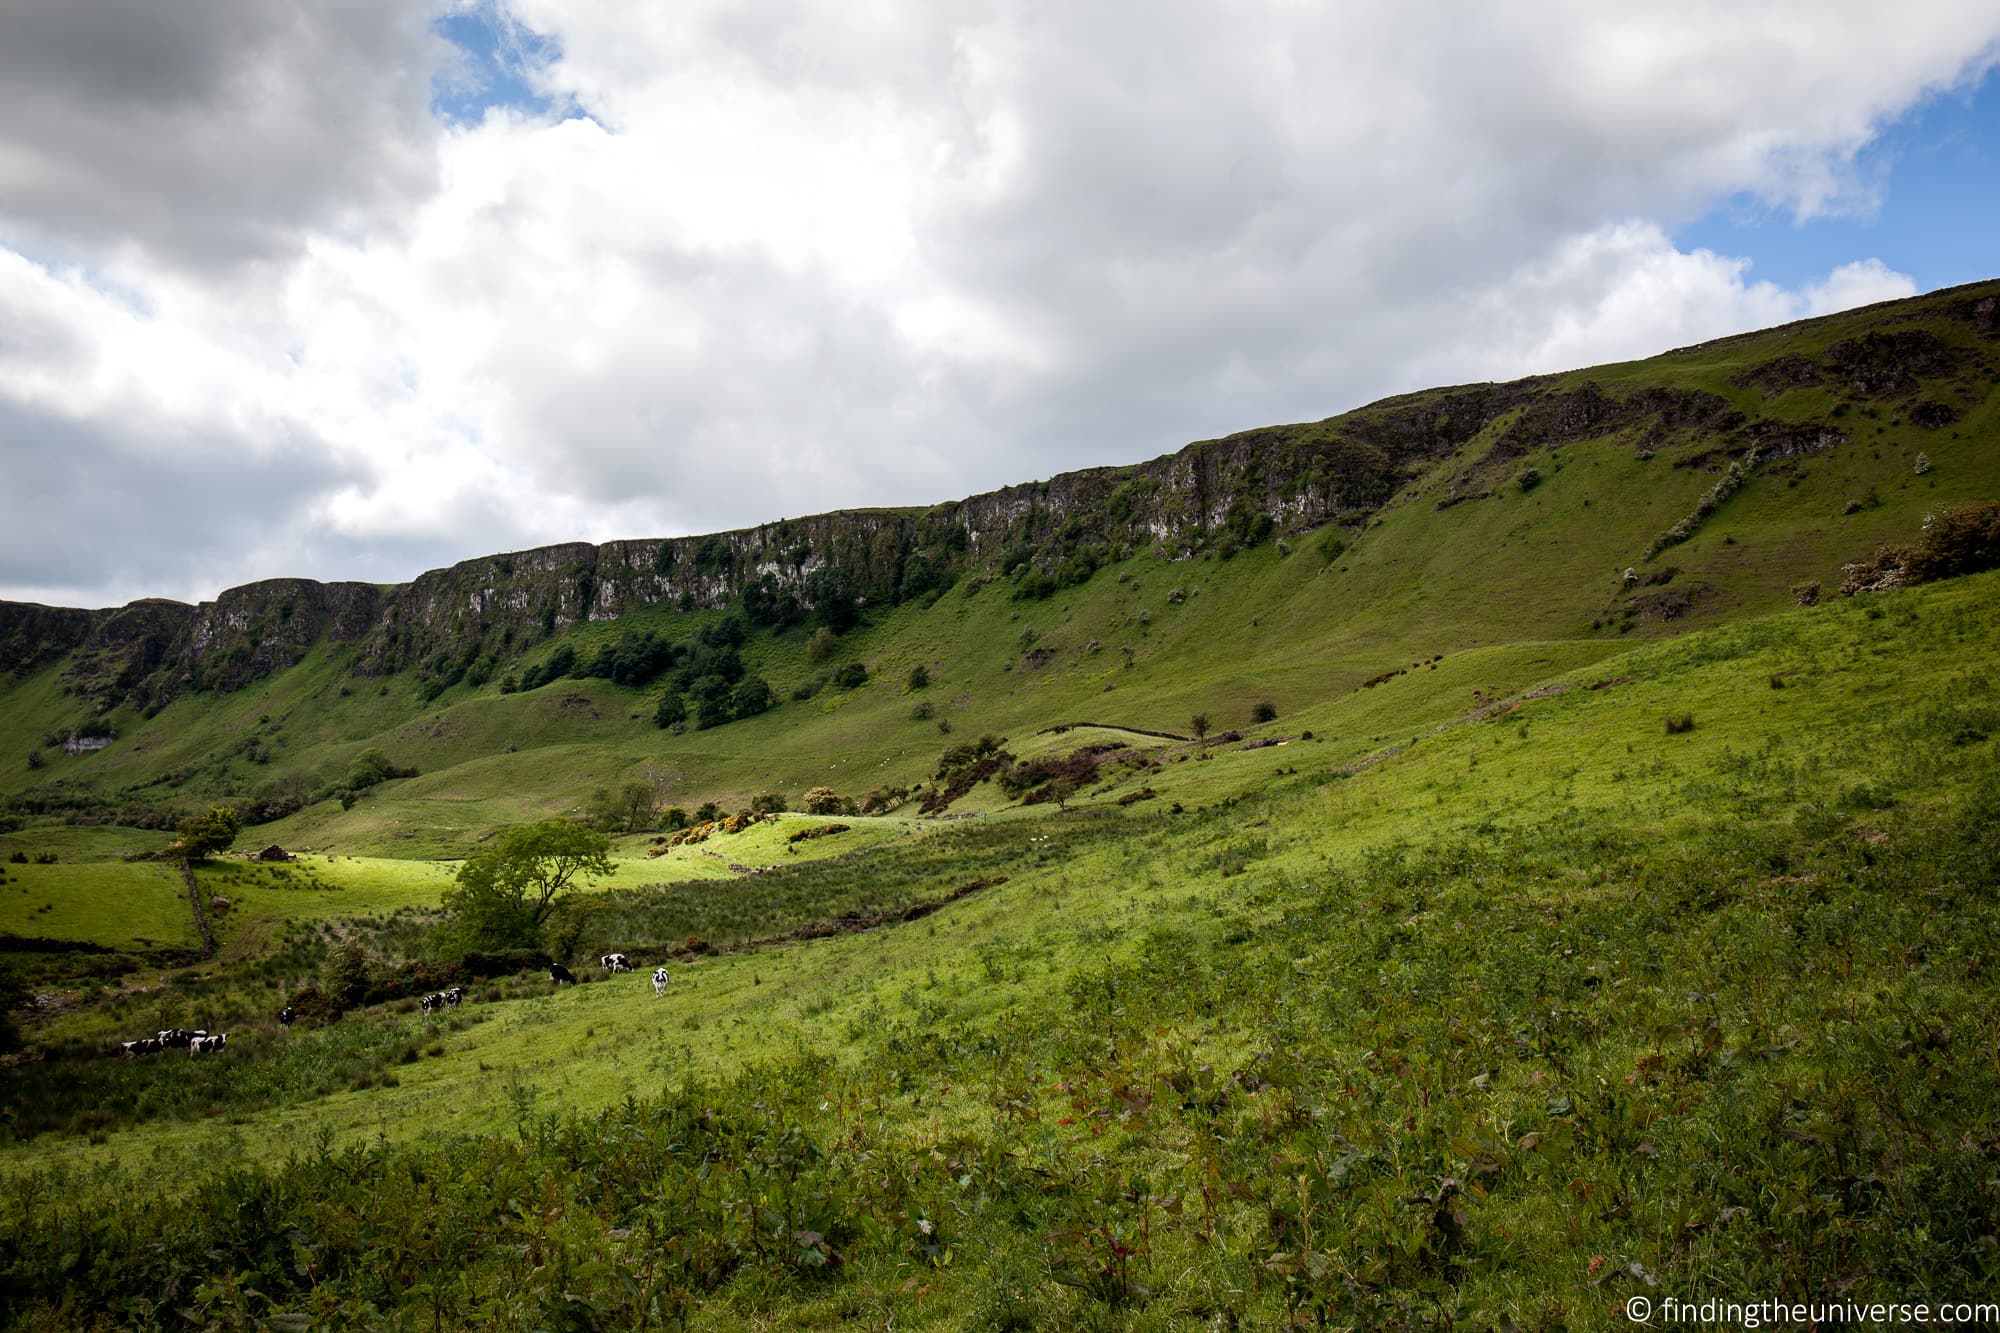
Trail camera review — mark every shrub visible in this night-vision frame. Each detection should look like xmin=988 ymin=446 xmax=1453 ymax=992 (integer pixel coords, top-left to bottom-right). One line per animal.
xmin=802 ymin=786 xmax=844 ymax=815
xmin=832 ymin=662 xmax=868 ymax=689
xmin=730 ymin=674 xmax=776 ymax=719
xmin=791 ymin=673 xmax=826 ymax=701
xmin=1516 ymin=467 xmax=1543 ymax=492
xmin=322 ymin=938 xmax=373 ymax=1009
xmin=805 ymin=627 xmax=838 ymax=662
xmin=907 ymin=665 xmax=930 ymax=690
xmin=911 ymin=700 xmax=935 ymax=721
xmin=653 ymin=692 xmax=687 ymax=729
xmin=1251 ymin=701 xmax=1278 ymax=724
xmin=1841 ymin=502 xmax=2000 ymax=595
xmin=1904 ymin=502 xmax=2000 ymax=583
xmin=1190 ymin=713 xmax=1211 ymax=739
xmin=1664 ymin=713 xmax=1695 ymax=734
xmin=174 ymin=806 xmax=241 ymax=861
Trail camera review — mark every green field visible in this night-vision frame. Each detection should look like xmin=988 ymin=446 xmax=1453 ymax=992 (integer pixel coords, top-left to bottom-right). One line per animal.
xmin=1 ymin=286 xmax=1997 ymax=1329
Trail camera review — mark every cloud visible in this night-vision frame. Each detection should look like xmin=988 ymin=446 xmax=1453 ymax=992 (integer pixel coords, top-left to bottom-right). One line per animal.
xmin=1 ymin=1 xmax=1997 ymax=606
xmin=0 ymin=0 xmax=441 ymax=274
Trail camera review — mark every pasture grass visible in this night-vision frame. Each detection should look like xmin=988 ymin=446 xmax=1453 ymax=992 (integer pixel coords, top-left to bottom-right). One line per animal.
xmin=2 ymin=573 xmax=1997 ymax=1327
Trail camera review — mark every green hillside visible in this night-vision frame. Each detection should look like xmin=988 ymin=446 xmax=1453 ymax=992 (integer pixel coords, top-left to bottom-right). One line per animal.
xmin=0 ymin=284 xmax=1997 ymax=1329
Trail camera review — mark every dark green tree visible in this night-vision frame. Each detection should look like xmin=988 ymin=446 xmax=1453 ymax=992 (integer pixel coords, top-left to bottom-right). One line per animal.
xmin=653 ymin=691 xmax=687 ymax=730
xmin=443 ymin=821 xmax=613 ymax=950
xmin=805 ymin=566 xmax=860 ymax=632
xmin=175 ymin=806 xmax=240 ymax=861
xmin=731 ymin=675 xmax=776 ymax=718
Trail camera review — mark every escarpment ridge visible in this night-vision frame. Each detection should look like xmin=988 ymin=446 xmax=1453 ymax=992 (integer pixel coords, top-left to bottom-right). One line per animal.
xmin=5 ymin=278 xmax=1997 ymax=711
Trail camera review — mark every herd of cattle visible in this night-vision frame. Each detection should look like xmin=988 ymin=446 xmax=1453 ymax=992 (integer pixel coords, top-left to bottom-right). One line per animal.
xmin=118 ymin=953 xmax=674 ymax=1058
xmin=119 ymin=1028 xmax=226 ymax=1057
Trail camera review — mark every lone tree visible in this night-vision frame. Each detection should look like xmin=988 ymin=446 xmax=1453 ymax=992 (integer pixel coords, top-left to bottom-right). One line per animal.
xmin=174 ymin=807 xmax=240 ymax=861
xmin=803 ymin=786 xmax=844 ymax=815
xmin=443 ymin=820 xmax=612 ymax=950
xmin=1190 ymin=713 xmax=1211 ymax=739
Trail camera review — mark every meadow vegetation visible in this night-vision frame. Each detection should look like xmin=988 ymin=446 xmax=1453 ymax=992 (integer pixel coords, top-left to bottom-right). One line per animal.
xmin=0 ymin=286 xmax=1997 ymax=1327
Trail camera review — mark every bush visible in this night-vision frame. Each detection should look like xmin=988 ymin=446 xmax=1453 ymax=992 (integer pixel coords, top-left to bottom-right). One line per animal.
xmin=1516 ymin=467 xmax=1543 ymax=492
xmin=805 ymin=627 xmax=837 ymax=662
xmin=730 ymin=675 xmax=776 ymax=719
xmin=653 ymin=692 xmax=687 ymax=729
xmin=832 ymin=662 xmax=868 ymax=690
xmin=1664 ymin=713 xmax=1696 ymax=734
xmin=907 ymin=664 xmax=930 ymax=690
xmin=1251 ymin=701 xmax=1278 ymax=724
xmin=174 ymin=806 xmax=241 ymax=861
xmin=802 ymin=786 xmax=845 ymax=815
xmin=1190 ymin=713 xmax=1211 ymax=739
xmin=1904 ymin=502 xmax=2000 ymax=584
xmin=1842 ymin=502 xmax=2000 ymax=595
xmin=345 ymin=748 xmax=414 ymax=790
xmin=322 ymin=939 xmax=373 ymax=1009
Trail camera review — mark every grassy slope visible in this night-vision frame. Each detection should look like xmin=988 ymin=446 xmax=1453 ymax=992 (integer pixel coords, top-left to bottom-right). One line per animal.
xmin=2 ymin=571 xmax=1995 ymax=1328
xmin=2 ymin=286 xmax=1994 ymax=855
xmin=0 ymin=286 xmax=1995 ymax=1327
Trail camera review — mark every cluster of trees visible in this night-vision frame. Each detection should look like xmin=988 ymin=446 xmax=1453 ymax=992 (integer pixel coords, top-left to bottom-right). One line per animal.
xmin=494 ymin=616 xmax=779 ymax=733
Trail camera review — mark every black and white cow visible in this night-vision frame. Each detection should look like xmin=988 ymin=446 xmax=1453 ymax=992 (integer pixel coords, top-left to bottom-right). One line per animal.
xmin=652 ymin=967 xmax=670 ymax=997
xmin=278 ymin=1006 xmax=296 ymax=1027
xmin=420 ymin=985 xmax=467 ymax=1015
xmin=120 ymin=1037 xmax=163 ymax=1056
xmin=157 ymin=1028 xmax=205 ymax=1050
xmin=189 ymin=1033 xmax=227 ymax=1056
xmin=601 ymin=953 xmax=631 ymax=974
xmin=548 ymin=962 xmax=575 ymax=985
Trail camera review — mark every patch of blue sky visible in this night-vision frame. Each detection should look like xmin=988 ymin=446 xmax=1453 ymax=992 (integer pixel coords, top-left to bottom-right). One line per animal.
xmin=430 ymin=4 xmax=576 ymax=126
xmin=1678 ymin=65 xmax=2000 ymax=294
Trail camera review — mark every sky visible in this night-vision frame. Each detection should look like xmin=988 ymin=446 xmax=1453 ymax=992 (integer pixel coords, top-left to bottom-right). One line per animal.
xmin=2 ymin=2 xmax=1998 ymax=610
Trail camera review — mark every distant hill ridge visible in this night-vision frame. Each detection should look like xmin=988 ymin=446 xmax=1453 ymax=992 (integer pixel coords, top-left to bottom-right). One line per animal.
xmin=5 ymin=278 xmax=1998 ymax=710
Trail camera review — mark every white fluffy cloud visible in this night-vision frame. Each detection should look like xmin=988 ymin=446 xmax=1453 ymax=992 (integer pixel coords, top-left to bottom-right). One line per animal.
xmin=2 ymin=1 xmax=1997 ymax=606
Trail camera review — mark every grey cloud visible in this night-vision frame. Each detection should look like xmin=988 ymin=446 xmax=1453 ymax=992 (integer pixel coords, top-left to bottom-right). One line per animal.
xmin=0 ymin=399 xmax=361 ymax=604
xmin=0 ymin=0 xmax=442 ymax=272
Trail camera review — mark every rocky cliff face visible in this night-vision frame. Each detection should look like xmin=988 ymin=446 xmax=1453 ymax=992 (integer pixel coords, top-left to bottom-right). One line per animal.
xmin=7 ymin=279 xmax=1995 ymax=707
xmin=3 ymin=408 xmax=1443 ymax=704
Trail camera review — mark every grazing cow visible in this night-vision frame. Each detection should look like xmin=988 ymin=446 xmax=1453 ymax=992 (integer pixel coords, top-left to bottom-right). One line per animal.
xmin=420 ymin=992 xmax=440 ymax=1015
xmin=444 ymin=985 xmax=465 ymax=1007
xmin=189 ymin=1033 xmax=227 ymax=1056
xmin=601 ymin=953 xmax=631 ymax=974
xmin=548 ymin=962 xmax=575 ymax=986
xmin=278 ymin=1006 xmax=296 ymax=1027
xmin=157 ymin=1028 xmax=204 ymax=1050
xmin=652 ymin=967 xmax=670 ymax=997
xmin=119 ymin=1040 xmax=142 ymax=1057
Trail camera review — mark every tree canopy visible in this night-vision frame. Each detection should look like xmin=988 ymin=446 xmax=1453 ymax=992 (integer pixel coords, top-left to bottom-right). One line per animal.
xmin=443 ymin=820 xmax=612 ymax=950
xmin=174 ymin=806 xmax=240 ymax=861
